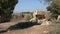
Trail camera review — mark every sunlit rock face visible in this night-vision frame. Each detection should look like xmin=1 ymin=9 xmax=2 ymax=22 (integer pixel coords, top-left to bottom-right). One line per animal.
xmin=40 ymin=19 xmax=52 ymax=25
xmin=57 ymin=15 xmax=60 ymax=22
xmin=0 ymin=0 xmax=18 ymax=23
xmin=30 ymin=18 xmax=38 ymax=22
xmin=33 ymin=10 xmax=51 ymax=20
xmin=30 ymin=10 xmax=51 ymax=25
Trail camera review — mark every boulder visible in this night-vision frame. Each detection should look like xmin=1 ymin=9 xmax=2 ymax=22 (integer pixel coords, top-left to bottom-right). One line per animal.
xmin=57 ymin=15 xmax=60 ymax=22
xmin=38 ymin=19 xmax=52 ymax=25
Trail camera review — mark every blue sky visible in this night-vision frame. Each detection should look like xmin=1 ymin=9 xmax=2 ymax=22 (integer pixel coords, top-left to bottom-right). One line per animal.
xmin=14 ymin=0 xmax=48 ymax=12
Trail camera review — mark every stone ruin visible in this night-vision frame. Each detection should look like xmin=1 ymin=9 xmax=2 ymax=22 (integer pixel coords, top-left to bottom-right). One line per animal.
xmin=30 ymin=10 xmax=52 ymax=25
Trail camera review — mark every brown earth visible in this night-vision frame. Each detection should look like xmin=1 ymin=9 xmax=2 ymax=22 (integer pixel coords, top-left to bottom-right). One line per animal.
xmin=2 ymin=25 xmax=60 ymax=34
xmin=0 ymin=18 xmax=60 ymax=34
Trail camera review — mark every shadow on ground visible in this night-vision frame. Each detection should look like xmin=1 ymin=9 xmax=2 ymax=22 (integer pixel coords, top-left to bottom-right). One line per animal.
xmin=7 ymin=22 xmax=40 ymax=31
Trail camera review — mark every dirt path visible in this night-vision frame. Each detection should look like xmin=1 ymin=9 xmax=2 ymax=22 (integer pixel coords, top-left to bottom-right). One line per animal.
xmin=0 ymin=18 xmax=60 ymax=34
xmin=0 ymin=18 xmax=27 ymax=29
xmin=3 ymin=25 xmax=60 ymax=34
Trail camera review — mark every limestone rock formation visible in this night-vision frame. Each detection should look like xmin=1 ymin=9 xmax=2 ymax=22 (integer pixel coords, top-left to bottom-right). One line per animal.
xmin=29 ymin=10 xmax=53 ymax=25
xmin=40 ymin=19 xmax=52 ymax=25
xmin=57 ymin=15 xmax=60 ymax=22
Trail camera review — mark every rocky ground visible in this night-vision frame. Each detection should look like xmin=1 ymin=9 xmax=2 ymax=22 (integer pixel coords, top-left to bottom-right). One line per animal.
xmin=2 ymin=25 xmax=60 ymax=34
xmin=0 ymin=19 xmax=60 ymax=34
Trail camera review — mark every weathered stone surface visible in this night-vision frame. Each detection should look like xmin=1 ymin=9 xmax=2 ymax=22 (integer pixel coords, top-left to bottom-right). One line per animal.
xmin=41 ymin=21 xmax=52 ymax=25
xmin=30 ymin=10 xmax=51 ymax=25
xmin=30 ymin=18 xmax=37 ymax=22
xmin=33 ymin=10 xmax=51 ymax=19
xmin=38 ymin=19 xmax=52 ymax=25
xmin=57 ymin=15 xmax=60 ymax=22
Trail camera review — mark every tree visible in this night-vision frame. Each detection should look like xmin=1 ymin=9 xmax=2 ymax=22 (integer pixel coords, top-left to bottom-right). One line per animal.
xmin=38 ymin=0 xmax=52 ymax=4
xmin=47 ymin=0 xmax=60 ymax=19
xmin=0 ymin=0 xmax=18 ymax=22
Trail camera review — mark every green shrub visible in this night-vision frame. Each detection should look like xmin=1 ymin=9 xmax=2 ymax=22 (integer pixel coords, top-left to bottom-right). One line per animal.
xmin=37 ymin=16 xmax=43 ymax=19
xmin=26 ymin=12 xmax=33 ymax=21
